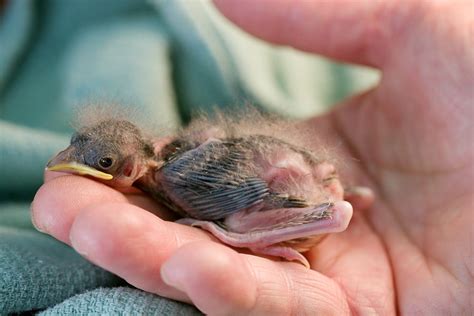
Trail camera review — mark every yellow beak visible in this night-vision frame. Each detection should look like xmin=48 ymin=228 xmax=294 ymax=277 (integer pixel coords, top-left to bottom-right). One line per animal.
xmin=46 ymin=162 xmax=113 ymax=180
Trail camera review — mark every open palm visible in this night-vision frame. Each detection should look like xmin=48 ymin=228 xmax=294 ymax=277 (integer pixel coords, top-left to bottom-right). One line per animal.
xmin=32 ymin=0 xmax=473 ymax=314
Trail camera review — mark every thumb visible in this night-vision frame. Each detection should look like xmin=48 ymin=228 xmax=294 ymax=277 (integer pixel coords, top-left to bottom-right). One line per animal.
xmin=213 ymin=0 xmax=407 ymax=67
xmin=161 ymin=241 xmax=349 ymax=315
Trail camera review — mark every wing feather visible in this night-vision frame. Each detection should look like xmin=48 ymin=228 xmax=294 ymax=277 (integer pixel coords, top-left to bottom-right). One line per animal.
xmin=160 ymin=140 xmax=269 ymax=220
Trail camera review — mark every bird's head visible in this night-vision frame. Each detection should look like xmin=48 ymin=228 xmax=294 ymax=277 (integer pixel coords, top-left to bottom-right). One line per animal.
xmin=47 ymin=119 xmax=156 ymax=188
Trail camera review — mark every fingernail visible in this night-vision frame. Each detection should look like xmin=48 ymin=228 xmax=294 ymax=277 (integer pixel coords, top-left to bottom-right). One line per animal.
xmin=70 ymin=233 xmax=97 ymax=264
xmin=30 ymin=201 xmax=48 ymax=233
xmin=161 ymin=260 xmax=185 ymax=291
xmin=346 ymin=186 xmax=374 ymax=197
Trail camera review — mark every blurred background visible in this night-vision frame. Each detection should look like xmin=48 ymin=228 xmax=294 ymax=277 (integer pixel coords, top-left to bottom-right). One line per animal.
xmin=0 ymin=0 xmax=378 ymax=313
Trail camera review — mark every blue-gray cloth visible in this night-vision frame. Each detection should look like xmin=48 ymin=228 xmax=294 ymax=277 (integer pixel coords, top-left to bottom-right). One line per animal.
xmin=0 ymin=0 xmax=378 ymax=314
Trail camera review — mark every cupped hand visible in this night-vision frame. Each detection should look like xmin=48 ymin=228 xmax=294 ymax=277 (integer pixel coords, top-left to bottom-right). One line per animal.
xmin=32 ymin=0 xmax=473 ymax=314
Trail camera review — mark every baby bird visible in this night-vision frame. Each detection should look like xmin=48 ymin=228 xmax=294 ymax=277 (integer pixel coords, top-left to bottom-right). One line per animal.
xmin=47 ymin=115 xmax=370 ymax=267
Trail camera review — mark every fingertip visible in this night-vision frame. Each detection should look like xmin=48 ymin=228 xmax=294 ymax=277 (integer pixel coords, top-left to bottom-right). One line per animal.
xmin=161 ymin=241 xmax=257 ymax=314
xmin=213 ymin=0 xmax=391 ymax=66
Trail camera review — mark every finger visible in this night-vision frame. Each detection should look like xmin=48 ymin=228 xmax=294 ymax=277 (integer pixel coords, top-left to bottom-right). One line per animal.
xmin=68 ymin=203 xmax=213 ymax=302
xmin=213 ymin=0 xmax=403 ymax=66
xmin=161 ymin=241 xmax=350 ymax=315
xmin=31 ymin=175 xmax=173 ymax=243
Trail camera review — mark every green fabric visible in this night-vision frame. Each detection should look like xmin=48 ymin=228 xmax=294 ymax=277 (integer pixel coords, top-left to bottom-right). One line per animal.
xmin=0 ymin=204 xmax=123 ymax=313
xmin=0 ymin=0 xmax=378 ymax=314
xmin=38 ymin=287 xmax=200 ymax=315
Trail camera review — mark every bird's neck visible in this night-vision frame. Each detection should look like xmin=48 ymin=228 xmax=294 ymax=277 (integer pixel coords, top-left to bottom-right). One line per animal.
xmin=133 ymin=158 xmax=159 ymax=188
xmin=133 ymin=163 xmax=186 ymax=216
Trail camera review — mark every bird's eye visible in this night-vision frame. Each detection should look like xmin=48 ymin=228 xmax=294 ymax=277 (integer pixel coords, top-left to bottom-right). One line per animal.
xmin=98 ymin=157 xmax=114 ymax=169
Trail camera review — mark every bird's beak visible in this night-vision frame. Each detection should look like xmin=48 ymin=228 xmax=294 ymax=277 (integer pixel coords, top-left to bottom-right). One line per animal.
xmin=46 ymin=146 xmax=113 ymax=180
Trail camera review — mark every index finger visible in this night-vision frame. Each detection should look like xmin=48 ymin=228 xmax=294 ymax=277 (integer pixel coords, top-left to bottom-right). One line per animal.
xmin=32 ymin=173 xmax=215 ymax=303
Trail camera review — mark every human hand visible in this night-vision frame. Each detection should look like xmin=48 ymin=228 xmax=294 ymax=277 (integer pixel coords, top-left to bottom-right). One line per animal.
xmin=32 ymin=0 xmax=473 ymax=314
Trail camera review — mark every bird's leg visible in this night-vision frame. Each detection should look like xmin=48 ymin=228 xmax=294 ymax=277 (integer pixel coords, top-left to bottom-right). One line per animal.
xmin=176 ymin=218 xmax=311 ymax=266
xmin=250 ymin=246 xmax=311 ymax=268
xmin=176 ymin=201 xmax=352 ymax=265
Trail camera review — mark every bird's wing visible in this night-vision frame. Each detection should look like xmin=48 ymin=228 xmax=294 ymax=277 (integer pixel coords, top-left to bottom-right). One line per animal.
xmin=160 ymin=140 xmax=270 ymax=220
